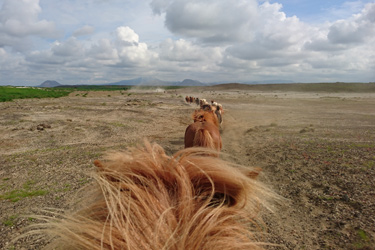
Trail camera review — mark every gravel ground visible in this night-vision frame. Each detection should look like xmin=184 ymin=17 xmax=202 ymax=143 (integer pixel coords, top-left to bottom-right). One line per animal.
xmin=1 ymin=86 xmax=374 ymax=249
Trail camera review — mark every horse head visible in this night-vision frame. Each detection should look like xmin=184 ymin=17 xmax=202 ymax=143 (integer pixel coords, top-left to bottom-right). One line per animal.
xmin=192 ymin=109 xmax=219 ymax=127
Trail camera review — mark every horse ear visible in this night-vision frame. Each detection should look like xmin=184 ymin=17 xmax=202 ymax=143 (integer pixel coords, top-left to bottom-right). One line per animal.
xmin=94 ymin=160 xmax=105 ymax=169
xmin=192 ymin=110 xmax=199 ymax=120
xmin=246 ymin=167 xmax=262 ymax=179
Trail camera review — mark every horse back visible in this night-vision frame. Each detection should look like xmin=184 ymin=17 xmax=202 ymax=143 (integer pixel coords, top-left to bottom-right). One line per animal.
xmin=184 ymin=121 xmax=222 ymax=151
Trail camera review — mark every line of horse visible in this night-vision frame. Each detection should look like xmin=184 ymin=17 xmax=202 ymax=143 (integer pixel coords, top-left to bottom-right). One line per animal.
xmin=184 ymin=96 xmax=224 ymax=153
xmin=185 ymin=96 xmax=224 ymax=124
xmin=25 ymin=95 xmax=279 ymax=249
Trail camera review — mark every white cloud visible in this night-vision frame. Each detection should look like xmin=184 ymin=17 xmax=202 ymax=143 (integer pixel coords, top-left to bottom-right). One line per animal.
xmin=152 ymin=0 xmax=258 ymax=44
xmin=328 ymin=3 xmax=375 ymax=44
xmin=150 ymin=0 xmax=172 ymax=15
xmin=116 ymin=26 xmax=139 ymax=44
xmin=113 ymin=26 xmax=157 ymax=67
xmin=159 ymin=38 xmax=218 ymax=62
xmin=52 ymin=38 xmax=84 ymax=57
xmin=0 ymin=0 xmax=58 ymax=40
xmin=21 ymin=25 xmax=157 ymax=82
xmin=0 ymin=0 xmax=59 ymax=53
xmin=73 ymin=25 xmax=95 ymax=37
xmin=87 ymin=38 xmax=118 ymax=62
xmin=0 ymin=0 xmax=374 ymax=85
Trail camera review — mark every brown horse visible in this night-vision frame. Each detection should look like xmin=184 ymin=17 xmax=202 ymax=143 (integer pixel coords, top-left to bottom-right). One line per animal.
xmin=195 ymin=97 xmax=200 ymax=105
xmin=185 ymin=109 xmax=222 ymax=151
xmin=30 ymin=141 xmax=277 ymax=249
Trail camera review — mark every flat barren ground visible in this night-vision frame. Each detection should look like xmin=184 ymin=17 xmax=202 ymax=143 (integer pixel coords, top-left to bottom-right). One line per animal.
xmin=1 ymin=86 xmax=374 ymax=249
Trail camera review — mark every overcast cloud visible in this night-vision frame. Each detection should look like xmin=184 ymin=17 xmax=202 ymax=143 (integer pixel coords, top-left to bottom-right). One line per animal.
xmin=0 ymin=0 xmax=374 ymax=85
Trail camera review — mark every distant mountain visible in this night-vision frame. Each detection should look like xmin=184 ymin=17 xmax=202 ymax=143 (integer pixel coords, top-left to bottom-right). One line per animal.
xmin=209 ymin=79 xmax=295 ymax=85
xmin=106 ymin=77 xmax=206 ymax=86
xmin=181 ymin=79 xmax=203 ymax=86
xmin=243 ymin=80 xmax=295 ymax=84
xmin=38 ymin=80 xmax=62 ymax=87
xmin=108 ymin=77 xmax=168 ymax=86
xmin=36 ymin=77 xmax=294 ymax=88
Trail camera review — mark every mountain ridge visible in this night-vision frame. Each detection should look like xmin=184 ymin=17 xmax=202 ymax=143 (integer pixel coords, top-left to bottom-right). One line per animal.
xmin=38 ymin=80 xmax=62 ymax=87
xmin=36 ymin=77 xmax=295 ymax=87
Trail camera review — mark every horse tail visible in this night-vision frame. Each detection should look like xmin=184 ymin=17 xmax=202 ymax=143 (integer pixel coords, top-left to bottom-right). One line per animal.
xmin=193 ymin=129 xmax=216 ymax=150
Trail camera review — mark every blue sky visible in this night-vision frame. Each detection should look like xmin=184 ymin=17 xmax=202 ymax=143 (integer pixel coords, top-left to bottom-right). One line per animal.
xmin=273 ymin=0 xmax=366 ymax=22
xmin=0 ymin=0 xmax=374 ymax=86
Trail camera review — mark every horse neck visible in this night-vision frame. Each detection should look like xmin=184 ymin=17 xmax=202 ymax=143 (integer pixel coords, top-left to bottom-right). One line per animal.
xmin=204 ymin=112 xmax=219 ymax=127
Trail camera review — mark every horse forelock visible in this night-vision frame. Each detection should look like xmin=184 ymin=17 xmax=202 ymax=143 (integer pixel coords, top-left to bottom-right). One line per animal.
xmin=192 ymin=110 xmax=219 ymax=127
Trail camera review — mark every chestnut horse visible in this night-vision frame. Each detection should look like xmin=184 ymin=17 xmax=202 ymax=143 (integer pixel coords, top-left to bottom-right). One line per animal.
xmin=184 ymin=109 xmax=222 ymax=151
xmin=31 ymin=141 xmax=277 ymax=249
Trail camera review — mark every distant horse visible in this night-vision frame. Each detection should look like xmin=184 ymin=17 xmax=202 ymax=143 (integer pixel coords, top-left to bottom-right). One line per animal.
xmin=201 ymin=103 xmax=212 ymax=111
xmin=195 ymin=97 xmax=200 ymax=106
xmin=33 ymin=141 xmax=277 ymax=249
xmin=212 ymin=103 xmax=223 ymax=125
xmin=199 ymin=98 xmax=207 ymax=106
xmin=185 ymin=109 xmax=222 ymax=151
xmin=215 ymin=108 xmax=223 ymax=125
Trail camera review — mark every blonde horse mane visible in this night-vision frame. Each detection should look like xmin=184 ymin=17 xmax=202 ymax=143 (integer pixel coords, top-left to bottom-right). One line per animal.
xmin=193 ymin=129 xmax=220 ymax=152
xmin=192 ymin=109 xmax=219 ymax=127
xmin=30 ymin=141 xmax=278 ymax=249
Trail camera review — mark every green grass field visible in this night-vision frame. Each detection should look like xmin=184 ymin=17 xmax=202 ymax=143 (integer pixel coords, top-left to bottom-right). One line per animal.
xmin=0 ymin=85 xmax=187 ymax=102
xmin=0 ymin=86 xmax=72 ymax=102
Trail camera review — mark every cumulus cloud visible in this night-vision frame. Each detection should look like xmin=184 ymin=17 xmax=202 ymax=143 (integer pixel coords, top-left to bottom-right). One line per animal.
xmin=150 ymin=0 xmax=172 ymax=15
xmin=0 ymin=0 xmax=59 ymax=52
xmin=113 ymin=26 xmax=157 ymax=67
xmin=87 ymin=38 xmax=118 ymax=62
xmin=0 ymin=0 xmax=57 ymax=37
xmin=52 ymin=38 xmax=84 ymax=57
xmin=1 ymin=0 xmax=374 ymax=85
xmin=303 ymin=3 xmax=375 ymax=56
xmin=151 ymin=0 xmax=258 ymax=44
xmin=25 ymin=25 xmax=156 ymax=73
xmin=73 ymin=25 xmax=95 ymax=37
xmin=224 ymin=1 xmax=311 ymax=66
xmin=327 ymin=3 xmax=375 ymax=44
xmin=0 ymin=0 xmax=58 ymax=38
xmin=115 ymin=26 xmax=139 ymax=44
xmin=159 ymin=38 xmax=220 ymax=62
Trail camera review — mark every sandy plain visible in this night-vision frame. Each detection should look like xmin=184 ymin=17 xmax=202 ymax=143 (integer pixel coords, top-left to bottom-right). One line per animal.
xmin=1 ymin=85 xmax=374 ymax=249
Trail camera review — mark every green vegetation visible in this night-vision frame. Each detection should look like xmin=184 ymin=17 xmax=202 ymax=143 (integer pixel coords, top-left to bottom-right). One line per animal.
xmin=357 ymin=229 xmax=369 ymax=241
xmin=59 ymin=85 xmax=185 ymax=91
xmin=0 ymin=85 xmax=186 ymax=102
xmin=353 ymin=229 xmax=371 ymax=249
xmin=0 ymin=180 xmax=48 ymax=202
xmin=0 ymin=86 xmax=72 ymax=102
xmin=0 ymin=189 xmax=48 ymax=202
xmin=57 ymin=85 xmax=132 ymax=91
xmin=2 ymin=215 xmax=17 ymax=227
